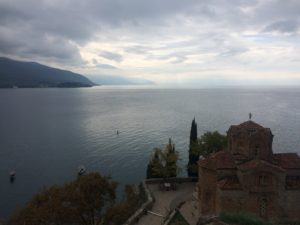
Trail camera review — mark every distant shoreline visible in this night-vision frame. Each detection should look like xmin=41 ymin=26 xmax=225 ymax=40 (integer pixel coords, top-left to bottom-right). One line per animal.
xmin=0 ymin=82 xmax=94 ymax=89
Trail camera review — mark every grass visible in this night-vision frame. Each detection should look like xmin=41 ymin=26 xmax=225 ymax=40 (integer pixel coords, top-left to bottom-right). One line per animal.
xmin=220 ymin=212 xmax=273 ymax=225
xmin=168 ymin=211 xmax=190 ymax=225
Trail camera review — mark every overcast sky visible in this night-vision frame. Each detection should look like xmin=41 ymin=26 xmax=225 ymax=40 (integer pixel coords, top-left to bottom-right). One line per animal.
xmin=0 ymin=0 xmax=300 ymax=86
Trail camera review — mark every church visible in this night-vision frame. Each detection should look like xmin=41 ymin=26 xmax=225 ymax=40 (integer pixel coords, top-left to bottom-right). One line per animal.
xmin=198 ymin=120 xmax=300 ymax=222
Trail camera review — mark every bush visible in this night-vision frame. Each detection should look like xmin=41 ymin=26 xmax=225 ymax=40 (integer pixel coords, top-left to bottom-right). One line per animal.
xmin=220 ymin=212 xmax=273 ymax=225
xmin=8 ymin=173 xmax=148 ymax=225
xmin=169 ymin=211 xmax=189 ymax=225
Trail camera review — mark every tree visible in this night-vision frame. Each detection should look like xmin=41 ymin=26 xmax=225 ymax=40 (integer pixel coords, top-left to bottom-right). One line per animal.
xmin=146 ymin=138 xmax=180 ymax=179
xmin=188 ymin=131 xmax=227 ymax=176
xmin=105 ymin=183 xmax=147 ymax=225
xmin=190 ymin=117 xmax=198 ymax=145
xmin=9 ymin=172 xmax=117 ymax=225
xmin=188 ymin=118 xmax=198 ymax=177
xmin=197 ymin=131 xmax=227 ymax=157
xmin=146 ymin=150 xmax=162 ymax=179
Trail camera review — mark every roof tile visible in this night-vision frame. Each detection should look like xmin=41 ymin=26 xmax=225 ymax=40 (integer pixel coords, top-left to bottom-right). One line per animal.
xmin=274 ymin=153 xmax=300 ymax=169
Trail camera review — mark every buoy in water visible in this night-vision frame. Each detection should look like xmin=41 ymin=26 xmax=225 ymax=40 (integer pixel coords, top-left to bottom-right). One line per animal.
xmin=10 ymin=171 xmax=16 ymax=182
xmin=78 ymin=165 xmax=86 ymax=176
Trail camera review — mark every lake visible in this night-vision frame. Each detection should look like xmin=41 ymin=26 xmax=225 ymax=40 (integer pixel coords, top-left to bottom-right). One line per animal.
xmin=1 ymin=86 xmax=300 ymax=218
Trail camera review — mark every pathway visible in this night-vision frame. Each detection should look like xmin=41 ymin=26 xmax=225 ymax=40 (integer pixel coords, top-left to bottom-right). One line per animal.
xmin=134 ymin=182 xmax=195 ymax=225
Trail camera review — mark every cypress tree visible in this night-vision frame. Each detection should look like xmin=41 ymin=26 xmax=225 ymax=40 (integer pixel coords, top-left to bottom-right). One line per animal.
xmin=190 ymin=117 xmax=197 ymax=145
xmin=188 ymin=117 xmax=199 ymax=177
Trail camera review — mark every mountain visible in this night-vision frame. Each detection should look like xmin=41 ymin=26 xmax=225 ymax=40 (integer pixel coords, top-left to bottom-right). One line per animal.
xmin=88 ymin=75 xmax=155 ymax=85
xmin=0 ymin=57 xmax=94 ymax=88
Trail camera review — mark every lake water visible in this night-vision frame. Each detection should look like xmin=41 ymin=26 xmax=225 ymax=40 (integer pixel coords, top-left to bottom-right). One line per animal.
xmin=1 ymin=86 xmax=300 ymax=218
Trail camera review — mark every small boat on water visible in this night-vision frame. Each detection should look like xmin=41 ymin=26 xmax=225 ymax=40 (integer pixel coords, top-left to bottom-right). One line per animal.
xmin=78 ymin=165 xmax=86 ymax=176
xmin=10 ymin=171 xmax=16 ymax=182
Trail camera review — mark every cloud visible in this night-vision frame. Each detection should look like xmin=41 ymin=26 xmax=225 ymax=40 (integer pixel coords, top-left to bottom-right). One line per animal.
xmin=264 ymin=20 xmax=299 ymax=34
xmin=0 ymin=0 xmax=299 ymax=84
xmin=0 ymin=25 xmax=84 ymax=65
xmin=99 ymin=51 xmax=123 ymax=62
xmin=95 ymin=63 xmax=118 ymax=70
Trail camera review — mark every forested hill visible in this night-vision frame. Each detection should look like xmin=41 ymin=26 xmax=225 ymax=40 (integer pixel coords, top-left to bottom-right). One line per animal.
xmin=0 ymin=57 xmax=94 ymax=88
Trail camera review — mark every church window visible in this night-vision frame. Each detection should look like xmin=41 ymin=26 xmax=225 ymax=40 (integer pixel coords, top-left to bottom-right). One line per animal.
xmin=255 ymin=144 xmax=260 ymax=157
xmin=259 ymin=175 xmax=268 ymax=185
xmin=248 ymin=128 xmax=257 ymax=135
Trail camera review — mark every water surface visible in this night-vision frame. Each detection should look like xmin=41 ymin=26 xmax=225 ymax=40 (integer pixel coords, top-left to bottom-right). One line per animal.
xmin=1 ymin=86 xmax=300 ymax=218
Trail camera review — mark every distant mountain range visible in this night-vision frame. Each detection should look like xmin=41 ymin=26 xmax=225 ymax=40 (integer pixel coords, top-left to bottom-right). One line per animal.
xmin=0 ymin=57 xmax=155 ymax=88
xmin=0 ymin=57 xmax=94 ymax=88
xmin=88 ymin=75 xmax=155 ymax=85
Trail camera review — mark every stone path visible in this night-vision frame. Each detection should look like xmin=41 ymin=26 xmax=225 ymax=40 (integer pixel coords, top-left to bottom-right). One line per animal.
xmin=179 ymin=194 xmax=200 ymax=225
xmin=134 ymin=182 xmax=195 ymax=225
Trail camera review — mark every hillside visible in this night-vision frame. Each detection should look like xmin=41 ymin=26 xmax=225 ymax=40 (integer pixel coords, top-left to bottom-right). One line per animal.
xmin=0 ymin=57 xmax=94 ymax=88
xmin=88 ymin=75 xmax=155 ymax=85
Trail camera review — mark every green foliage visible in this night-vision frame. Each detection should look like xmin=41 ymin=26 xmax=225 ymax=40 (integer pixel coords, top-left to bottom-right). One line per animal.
xmin=105 ymin=202 xmax=132 ymax=225
xmin=196 ymin=131 xmax=227 ymax=157
xmin=146 ymin=138 xmax=180 ymax=179
xmin=188 ymin=118 xmax=198 ymax=177
xmin=169 ymin=211 xmax=189 ymax=225
xmin=9 ymin=175 xmax=149 ymax=225
xmin=220 ymin=212 xmax=273 ymax=225
xmin=188 ymin=131 xmax=227 ymax=177
xmin=9 ymin=172 xmax=117 ymax=225
xmin=190 ymin=117 xmax=198 ymax=145
xmin=106 ymin=183 xmax=147 ymax=225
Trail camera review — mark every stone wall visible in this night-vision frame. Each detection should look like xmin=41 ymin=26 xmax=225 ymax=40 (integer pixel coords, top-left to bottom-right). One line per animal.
xmin=145 ymin=177 xmax=198 ymax=184
xmin=216 ymin=189 xmax=246 ymax=215
xmin=198 ymin=167 xmax=217 ymax=215
xmin=281 ymin=190 xmax=300 ymax=221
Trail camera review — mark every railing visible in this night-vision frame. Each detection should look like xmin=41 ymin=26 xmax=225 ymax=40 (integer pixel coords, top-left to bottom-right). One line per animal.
xmin=145 ymin=177 xmax=198 ymax=184
xmin=122 ymin=181 xmax=155 ymax=225
xmin=122 ymin=177 xmax=198 ymax=225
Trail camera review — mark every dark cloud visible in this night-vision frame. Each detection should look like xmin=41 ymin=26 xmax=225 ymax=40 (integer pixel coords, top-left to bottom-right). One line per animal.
xmin=0 ymin=0 xmax=299 ymax=69
xmin=99 ymin=51 xmax=123 ymax=62
xmin=264 ymin=20 xmax=299 ymax=34
xmin=0 ymin=4 xmax=30 ymax=24
xmin=0 ymin=24 xmax=84 ymax=65
xmin=91 ymin=58 xmax=117 ymax=69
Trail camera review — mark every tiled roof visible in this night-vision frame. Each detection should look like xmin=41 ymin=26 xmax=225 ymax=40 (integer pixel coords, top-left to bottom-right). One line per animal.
xmin=235 ymin=120 xmax=265 ymax=129
xmin=274 ymin=153 xmax=300 ymax=169
xmin=239 ymin=159 xmax=285 ymax=172
xmin=198 ymin=150 xmax=236 ymax=170
xmin=227 ymin=120 xmax=272 ymax=134
xmin=218 ymin=176 xmax=242 ymax=190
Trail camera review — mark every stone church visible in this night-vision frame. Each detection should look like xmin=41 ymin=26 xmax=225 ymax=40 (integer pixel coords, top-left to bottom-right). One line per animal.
xmin=198 ymin=120 xmax=300 ymax=222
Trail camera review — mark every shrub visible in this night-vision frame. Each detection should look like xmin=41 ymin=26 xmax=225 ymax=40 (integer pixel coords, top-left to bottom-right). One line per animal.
xmin=169 ymin=211 xmax=189 ymax=225
xmin=220 ymin=212 xmax=273 ymax=225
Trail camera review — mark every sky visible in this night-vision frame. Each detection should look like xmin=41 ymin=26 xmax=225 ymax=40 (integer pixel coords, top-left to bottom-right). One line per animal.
xmin=0 ymin=0 xmax=300 ymax=86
